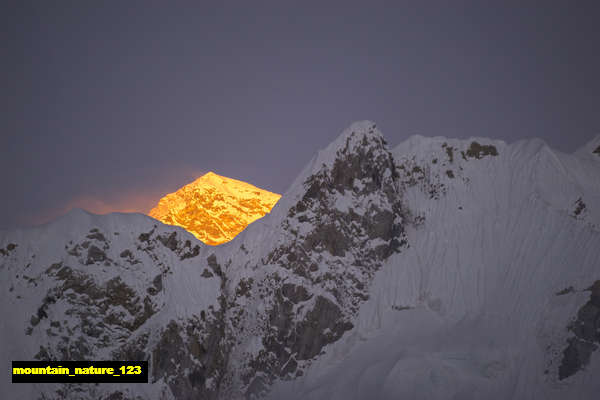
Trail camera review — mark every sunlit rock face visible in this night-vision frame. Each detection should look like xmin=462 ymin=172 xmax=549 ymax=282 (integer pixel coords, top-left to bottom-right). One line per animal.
xmin=149 ymin=172 xmax=281 ymax=245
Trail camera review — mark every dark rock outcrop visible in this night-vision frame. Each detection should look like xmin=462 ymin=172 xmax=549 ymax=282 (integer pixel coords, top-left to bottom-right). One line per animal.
xmin=559 ymin=280 xmax=600 ymax=380
xmin=465 ymin=141 xmax=499 ymax=159
xmin=227 ymin=123 xmax=409 ymax=398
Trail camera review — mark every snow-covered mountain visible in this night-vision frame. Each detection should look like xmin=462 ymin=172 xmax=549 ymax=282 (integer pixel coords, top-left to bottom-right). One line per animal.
xmin=1 ymin=121 xmax=599 ymax=400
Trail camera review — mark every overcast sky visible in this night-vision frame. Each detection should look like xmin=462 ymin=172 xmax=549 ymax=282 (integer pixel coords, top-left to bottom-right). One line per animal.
xmin=2 ymin=1 xmax=599 ymax=229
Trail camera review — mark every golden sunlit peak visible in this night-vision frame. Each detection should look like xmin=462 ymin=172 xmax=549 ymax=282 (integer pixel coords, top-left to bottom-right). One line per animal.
xmin=148 ymin=172 xmax=281 ymax=245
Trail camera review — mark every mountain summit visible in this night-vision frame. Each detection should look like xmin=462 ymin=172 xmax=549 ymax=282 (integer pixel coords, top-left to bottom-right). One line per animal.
xmin=148 ymin=171 xmax=281 ymax=245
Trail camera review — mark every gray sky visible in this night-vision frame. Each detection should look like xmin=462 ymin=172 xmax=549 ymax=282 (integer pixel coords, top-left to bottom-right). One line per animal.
xmin=2 ymin=1 xmax=599 ymax=229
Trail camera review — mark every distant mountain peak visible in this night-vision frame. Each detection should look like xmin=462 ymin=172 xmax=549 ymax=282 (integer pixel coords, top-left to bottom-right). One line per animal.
xmin=149 ymin=172 xmax=281 ymax=245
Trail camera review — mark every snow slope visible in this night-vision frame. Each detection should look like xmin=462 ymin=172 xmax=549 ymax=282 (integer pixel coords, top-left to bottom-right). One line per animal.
xmin=268 ymin=132 xmax=600 ymax=400
xmin=0 ymin=210 xmax=224 ymax=399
